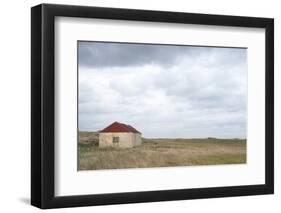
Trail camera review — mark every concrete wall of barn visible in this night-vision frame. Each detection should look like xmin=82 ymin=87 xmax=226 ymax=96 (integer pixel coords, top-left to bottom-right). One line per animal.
xmin=99 ymin=132 xmax=142 ymax=148
xmin=133 ymin=133 xmax=142 ymax=146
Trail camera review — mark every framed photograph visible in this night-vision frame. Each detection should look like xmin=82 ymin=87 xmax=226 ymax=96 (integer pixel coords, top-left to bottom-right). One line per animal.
xmin=31 ymin=3 xmax=274 ymax=209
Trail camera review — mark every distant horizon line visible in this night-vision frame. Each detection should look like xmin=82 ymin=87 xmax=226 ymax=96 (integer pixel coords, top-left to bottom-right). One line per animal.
xmin=78 ymin=130 xmax=246 ymax=140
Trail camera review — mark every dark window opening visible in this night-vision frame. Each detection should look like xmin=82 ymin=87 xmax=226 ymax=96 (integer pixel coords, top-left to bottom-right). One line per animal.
xmin=113 ymin=137 xmax=119 ymax=143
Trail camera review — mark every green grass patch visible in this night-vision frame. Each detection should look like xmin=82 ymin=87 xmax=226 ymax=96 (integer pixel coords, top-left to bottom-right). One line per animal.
xmin=78 ymin=132 xmax=246 ymax=170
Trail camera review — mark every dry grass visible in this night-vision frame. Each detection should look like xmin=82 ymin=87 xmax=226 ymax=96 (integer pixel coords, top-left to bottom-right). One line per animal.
xmin=78 ymin=132 xmax=246 ymax=171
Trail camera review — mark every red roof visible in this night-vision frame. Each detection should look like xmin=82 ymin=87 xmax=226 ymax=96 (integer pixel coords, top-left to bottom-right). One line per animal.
xmin=100 ymin=122 xmax=141 ymax=134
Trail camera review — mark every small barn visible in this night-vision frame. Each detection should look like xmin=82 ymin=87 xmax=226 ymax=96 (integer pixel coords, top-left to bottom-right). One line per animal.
xmin=99 ymin=122 xmax=142 ymax=148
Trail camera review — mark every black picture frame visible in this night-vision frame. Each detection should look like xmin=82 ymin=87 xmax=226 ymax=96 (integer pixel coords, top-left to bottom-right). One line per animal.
xmin=31 ymin=3 xmax=274 ymax=209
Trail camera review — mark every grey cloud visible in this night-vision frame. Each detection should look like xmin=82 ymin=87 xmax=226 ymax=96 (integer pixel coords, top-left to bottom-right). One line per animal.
xmin=78 ymin=41 xmax=209 ymax=68
xmin=78 ymin=42 xmax=247 ymax=138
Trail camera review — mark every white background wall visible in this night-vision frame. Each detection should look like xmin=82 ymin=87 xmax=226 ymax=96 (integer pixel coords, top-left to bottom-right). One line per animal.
xmin=0 ymin=0 xmax=279 ymax=212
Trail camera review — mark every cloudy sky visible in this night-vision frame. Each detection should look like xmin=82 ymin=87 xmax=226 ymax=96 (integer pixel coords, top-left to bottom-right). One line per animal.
xmin=78 ymin=41 xmax=247 ymax=139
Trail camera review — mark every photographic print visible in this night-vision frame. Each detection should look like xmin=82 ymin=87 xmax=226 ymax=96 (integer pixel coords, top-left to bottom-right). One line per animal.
xmin=78 ymin=41 xmax=247 ymax=171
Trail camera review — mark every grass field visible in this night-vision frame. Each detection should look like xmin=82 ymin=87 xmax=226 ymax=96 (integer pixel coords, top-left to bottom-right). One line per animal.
xmin=78 ymin=132 xmax=246 ymax=171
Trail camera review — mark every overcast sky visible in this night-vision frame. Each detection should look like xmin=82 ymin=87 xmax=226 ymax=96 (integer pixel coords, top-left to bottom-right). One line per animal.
xmin=78 ymin=41 xmax=247 ymax=139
